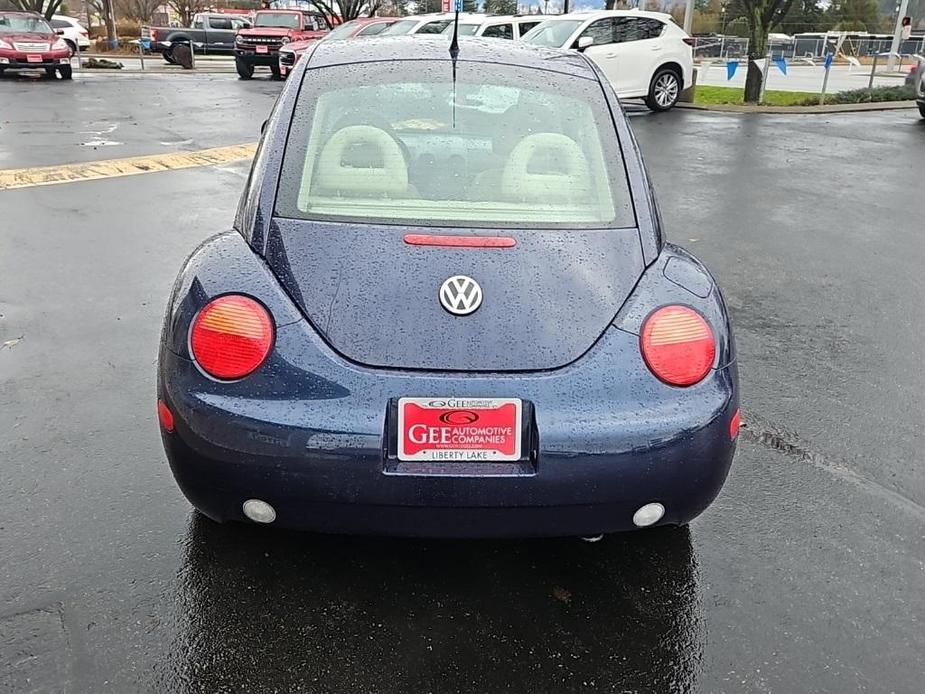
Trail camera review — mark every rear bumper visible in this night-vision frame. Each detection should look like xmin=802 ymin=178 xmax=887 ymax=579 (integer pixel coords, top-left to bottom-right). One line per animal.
xmin=159 ymin=324 xmax=739 ymax=538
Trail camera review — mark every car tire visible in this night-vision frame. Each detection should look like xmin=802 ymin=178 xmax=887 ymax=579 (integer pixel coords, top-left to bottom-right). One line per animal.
xmin=162 ymin=49 xmax=176 ymax=64
xmin=59 ymin=64 xmax=73 ymax=80
xmin=270 ymin=63 xmax=282 ymax=80
xmin=645 ymin=67 xmax=682 ymax=112
xmin=919 ymin=104 xmax=925 ymax=119
xmin=236 ymin=57 xmax=254 ymax=79
xmin=45 ymin=66 xmax=57 ymax=78
xmin=64 ymin=39 xmax=76 ymax=52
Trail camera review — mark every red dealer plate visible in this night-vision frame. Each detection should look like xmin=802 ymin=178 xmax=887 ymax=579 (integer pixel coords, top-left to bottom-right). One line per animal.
xmin=26 ymin=54 xmax=42 ymax=63
xmin=398 ymin=398 xmax=522 ymax=462
xmin=256 ymin=45 xmax=268 ymax=54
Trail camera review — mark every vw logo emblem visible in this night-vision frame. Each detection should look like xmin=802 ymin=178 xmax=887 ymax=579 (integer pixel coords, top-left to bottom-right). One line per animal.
xmin=439 ymin=275 xmax=482 ymax=316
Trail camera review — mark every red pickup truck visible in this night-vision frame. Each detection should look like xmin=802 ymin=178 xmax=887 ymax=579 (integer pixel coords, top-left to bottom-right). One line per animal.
xmin=234 ymin=9 xmax=327 ymax=79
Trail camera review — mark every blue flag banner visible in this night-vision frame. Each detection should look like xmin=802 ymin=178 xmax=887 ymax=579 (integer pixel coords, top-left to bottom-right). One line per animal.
xmin=726 ymin=60 xmax=738 ymax=80
xmin=774 ymin=57 xmax=787 ymax=75
xmin=823 ymin=53 xmax=834 ymax=69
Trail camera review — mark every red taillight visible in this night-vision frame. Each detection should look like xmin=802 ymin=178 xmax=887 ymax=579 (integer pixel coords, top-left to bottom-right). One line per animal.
xmin=158 ymin=400 xmax=175 ymax=432
xmin=190 ymin=295 xmax=274 ymax=380
xmin=682 ymin=37 xmax=695 ymax=47
xmin=640 ymin=306 xmax=715 ymax=386
xmin=729 ymin=409 xmax=741 ymax=439
xmin=149 ymin=28 xmax=157 ymax=41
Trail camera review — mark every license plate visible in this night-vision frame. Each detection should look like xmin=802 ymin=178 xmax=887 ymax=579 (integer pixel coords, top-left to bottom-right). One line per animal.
xmin=256 ymin=45 xmax=268 ymax=54
xmin=398 ymin=397 xmax=522 ymax=462
xmin=26 ymin=54 xmax=42 ymax=63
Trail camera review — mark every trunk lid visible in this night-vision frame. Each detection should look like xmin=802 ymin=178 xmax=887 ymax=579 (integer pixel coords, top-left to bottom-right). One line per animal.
xmin=265 ymin=221 xmax=645 ymax=372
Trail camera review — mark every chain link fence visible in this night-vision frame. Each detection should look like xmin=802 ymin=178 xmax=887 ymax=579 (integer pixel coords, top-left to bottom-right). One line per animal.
xmin=693 ymin=35 xmax=925 ymax=62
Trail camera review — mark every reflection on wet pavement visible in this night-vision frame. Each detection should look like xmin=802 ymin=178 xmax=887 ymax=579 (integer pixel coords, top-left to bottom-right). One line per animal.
xmin=162 ymin=516 xmax=702 ymax=692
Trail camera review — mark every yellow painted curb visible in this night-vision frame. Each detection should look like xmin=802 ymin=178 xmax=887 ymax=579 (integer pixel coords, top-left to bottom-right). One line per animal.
xmin=0 ymin=143 xmax=257 ymax=191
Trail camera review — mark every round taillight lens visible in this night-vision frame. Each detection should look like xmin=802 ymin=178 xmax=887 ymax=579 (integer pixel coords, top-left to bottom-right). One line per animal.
xmin=640 ymin=306 xmax=716 ymax=387
xmin=190 ymin=295 xmax=274 ymax=380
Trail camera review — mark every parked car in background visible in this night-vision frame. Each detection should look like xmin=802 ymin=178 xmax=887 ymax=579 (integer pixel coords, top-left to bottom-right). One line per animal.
xmin=378 ymin=13 xmax=472 ymax=37
xmin=143 ymin=13 xmax=250 ymax=64
xmin=0 ymin=11 xmax=73 ymax=79
xmin=234 ymin=9 xmax=327 ymax=80
xmin=278 ymin=17 xmax=398 ymax=78
xmin=50 ymin=15 xmax=90 ymax=52
xmin=522 ymin=10 xmax=694 ymax=112
xmin=441 ymin=15 xmax=543 ymax=40
xmin=905 ymin=63 xmax=925 ymax=118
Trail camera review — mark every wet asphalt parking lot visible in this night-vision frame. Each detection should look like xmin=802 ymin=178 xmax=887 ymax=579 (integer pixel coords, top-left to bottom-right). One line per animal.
xmin=1 ymin=73 xmax=924 ymax=693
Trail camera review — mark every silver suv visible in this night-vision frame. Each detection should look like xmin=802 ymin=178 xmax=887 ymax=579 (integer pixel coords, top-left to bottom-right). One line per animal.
xmin=904 ymin=64 xmax=925 ymax=118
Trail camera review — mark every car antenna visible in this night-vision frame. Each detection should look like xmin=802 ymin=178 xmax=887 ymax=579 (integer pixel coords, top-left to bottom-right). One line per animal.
xmin=449 ymin=0 xmax=460 ymax=128
xmin=449 ymin=0 xmax=460 ymax=60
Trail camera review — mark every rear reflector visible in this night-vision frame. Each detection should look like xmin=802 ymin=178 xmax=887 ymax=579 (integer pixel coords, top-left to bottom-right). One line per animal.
xmin=403 ymin=234 xmax=516 ymax=248
xmin=157 ymin=400 xmax=174 ymax=433
xmin=190 ymin=295 xmax=274 ymax=380
xmin=640 ymin=306 xmax=716 ymax=386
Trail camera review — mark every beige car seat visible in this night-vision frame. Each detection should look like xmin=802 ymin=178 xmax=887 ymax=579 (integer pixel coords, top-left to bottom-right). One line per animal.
xmin=500 ymin=133 xmax=591 ymax=205
xmin=312 ymin=125 xmax=411 ymax=198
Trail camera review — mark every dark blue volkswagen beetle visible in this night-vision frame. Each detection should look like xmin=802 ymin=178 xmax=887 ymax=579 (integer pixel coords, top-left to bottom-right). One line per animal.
xmin=157 ymin=36 xmax=739 ymax=538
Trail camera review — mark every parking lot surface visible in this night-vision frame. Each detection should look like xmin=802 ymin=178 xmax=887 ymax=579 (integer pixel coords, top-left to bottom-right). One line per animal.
xmin=1 ymin=75 xmax=923 ymax=692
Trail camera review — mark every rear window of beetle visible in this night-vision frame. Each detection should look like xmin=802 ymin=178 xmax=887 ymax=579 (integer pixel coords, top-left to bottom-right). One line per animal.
xmin=276 ymin=60 xmax=635 ymax=229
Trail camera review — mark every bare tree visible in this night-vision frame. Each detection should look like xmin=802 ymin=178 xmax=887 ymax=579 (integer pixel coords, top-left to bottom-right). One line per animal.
xmin=116 ymin=0 xmax=162 ymax=22
xmin=168 ymin=0 xmax=207 ymax=26
xmin=732 ymin=0 xmax=797 ymax=102
xmin=306 ymin=0 xmax=382 ymax=25
xmin=13 ymin=0 xmax=66 ymax=20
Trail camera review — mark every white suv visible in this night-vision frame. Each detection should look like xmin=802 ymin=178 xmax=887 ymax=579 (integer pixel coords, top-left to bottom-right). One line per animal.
xmin=50 ymin=15 xmax=91 ymax=52
xmin=522 ymin=10 xmax=694 ymax=112
xmin=441 ymin=15 xmax=544 ymax=40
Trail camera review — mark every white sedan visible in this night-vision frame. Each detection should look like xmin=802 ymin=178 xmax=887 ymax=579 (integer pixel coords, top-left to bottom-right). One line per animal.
xmin=522 ymin=10 xmax=694 ymax=112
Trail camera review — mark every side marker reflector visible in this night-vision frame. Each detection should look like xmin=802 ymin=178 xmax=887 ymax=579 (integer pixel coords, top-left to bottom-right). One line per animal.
xmin=157 ymin=400 xmax=175 ymax=433
xmin=730 ymin=409 xmax=742 ymax=439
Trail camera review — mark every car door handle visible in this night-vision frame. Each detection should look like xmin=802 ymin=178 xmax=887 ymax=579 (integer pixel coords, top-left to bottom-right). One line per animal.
xmin=604 ymin=52 xmax=617 ymax=58
xmin=651 ymin=45 xmax=662 ymax=51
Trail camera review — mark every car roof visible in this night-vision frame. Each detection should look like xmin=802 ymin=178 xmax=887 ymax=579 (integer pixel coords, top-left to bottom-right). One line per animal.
xmin=307 ymin=34 xmax=596 ymax=77
xmin=0 ymin=11 xmax=42 ymax=16
xmin=539 ymin=9 xmax=675 ymax=22
xmin=457 ymin=14 xmax=529 ymax=25
xmin=349 ymin=16 xmax=396 ymax=24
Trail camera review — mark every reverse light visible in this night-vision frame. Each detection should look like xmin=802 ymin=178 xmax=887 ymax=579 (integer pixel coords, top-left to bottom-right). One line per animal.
xmin=640 ymin=305 xmax=716 ymax=386
xmin=190 ymin=295 xmax=274 ymax=380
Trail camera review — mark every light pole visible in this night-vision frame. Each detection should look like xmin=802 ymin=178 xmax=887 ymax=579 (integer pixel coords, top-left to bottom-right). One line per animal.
xmin=887 ymin=0 xmax=910 ymax=71
xmin=720 ymin=3 xmax=727 ymax=59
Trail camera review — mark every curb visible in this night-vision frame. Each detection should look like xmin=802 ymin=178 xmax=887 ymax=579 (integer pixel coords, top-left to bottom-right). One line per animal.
xmin=676 ymin=100 xmax=917 ymax=114
xmin=76 ymin=68 xmax=237 ymax=75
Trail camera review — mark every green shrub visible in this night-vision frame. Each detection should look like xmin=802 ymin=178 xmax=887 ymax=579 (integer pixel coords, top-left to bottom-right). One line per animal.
xmin=799 ymin=85 xmax=916 ymax=106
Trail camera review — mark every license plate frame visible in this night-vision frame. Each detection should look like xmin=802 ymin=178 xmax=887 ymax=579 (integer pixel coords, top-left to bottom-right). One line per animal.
xmin=396 ymin=397 xmax=523 ymax=463
xmin=256 ymin=45 xmax=268 ymax=54
xmin=26 ymin=54 xmax=43 ymax=63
